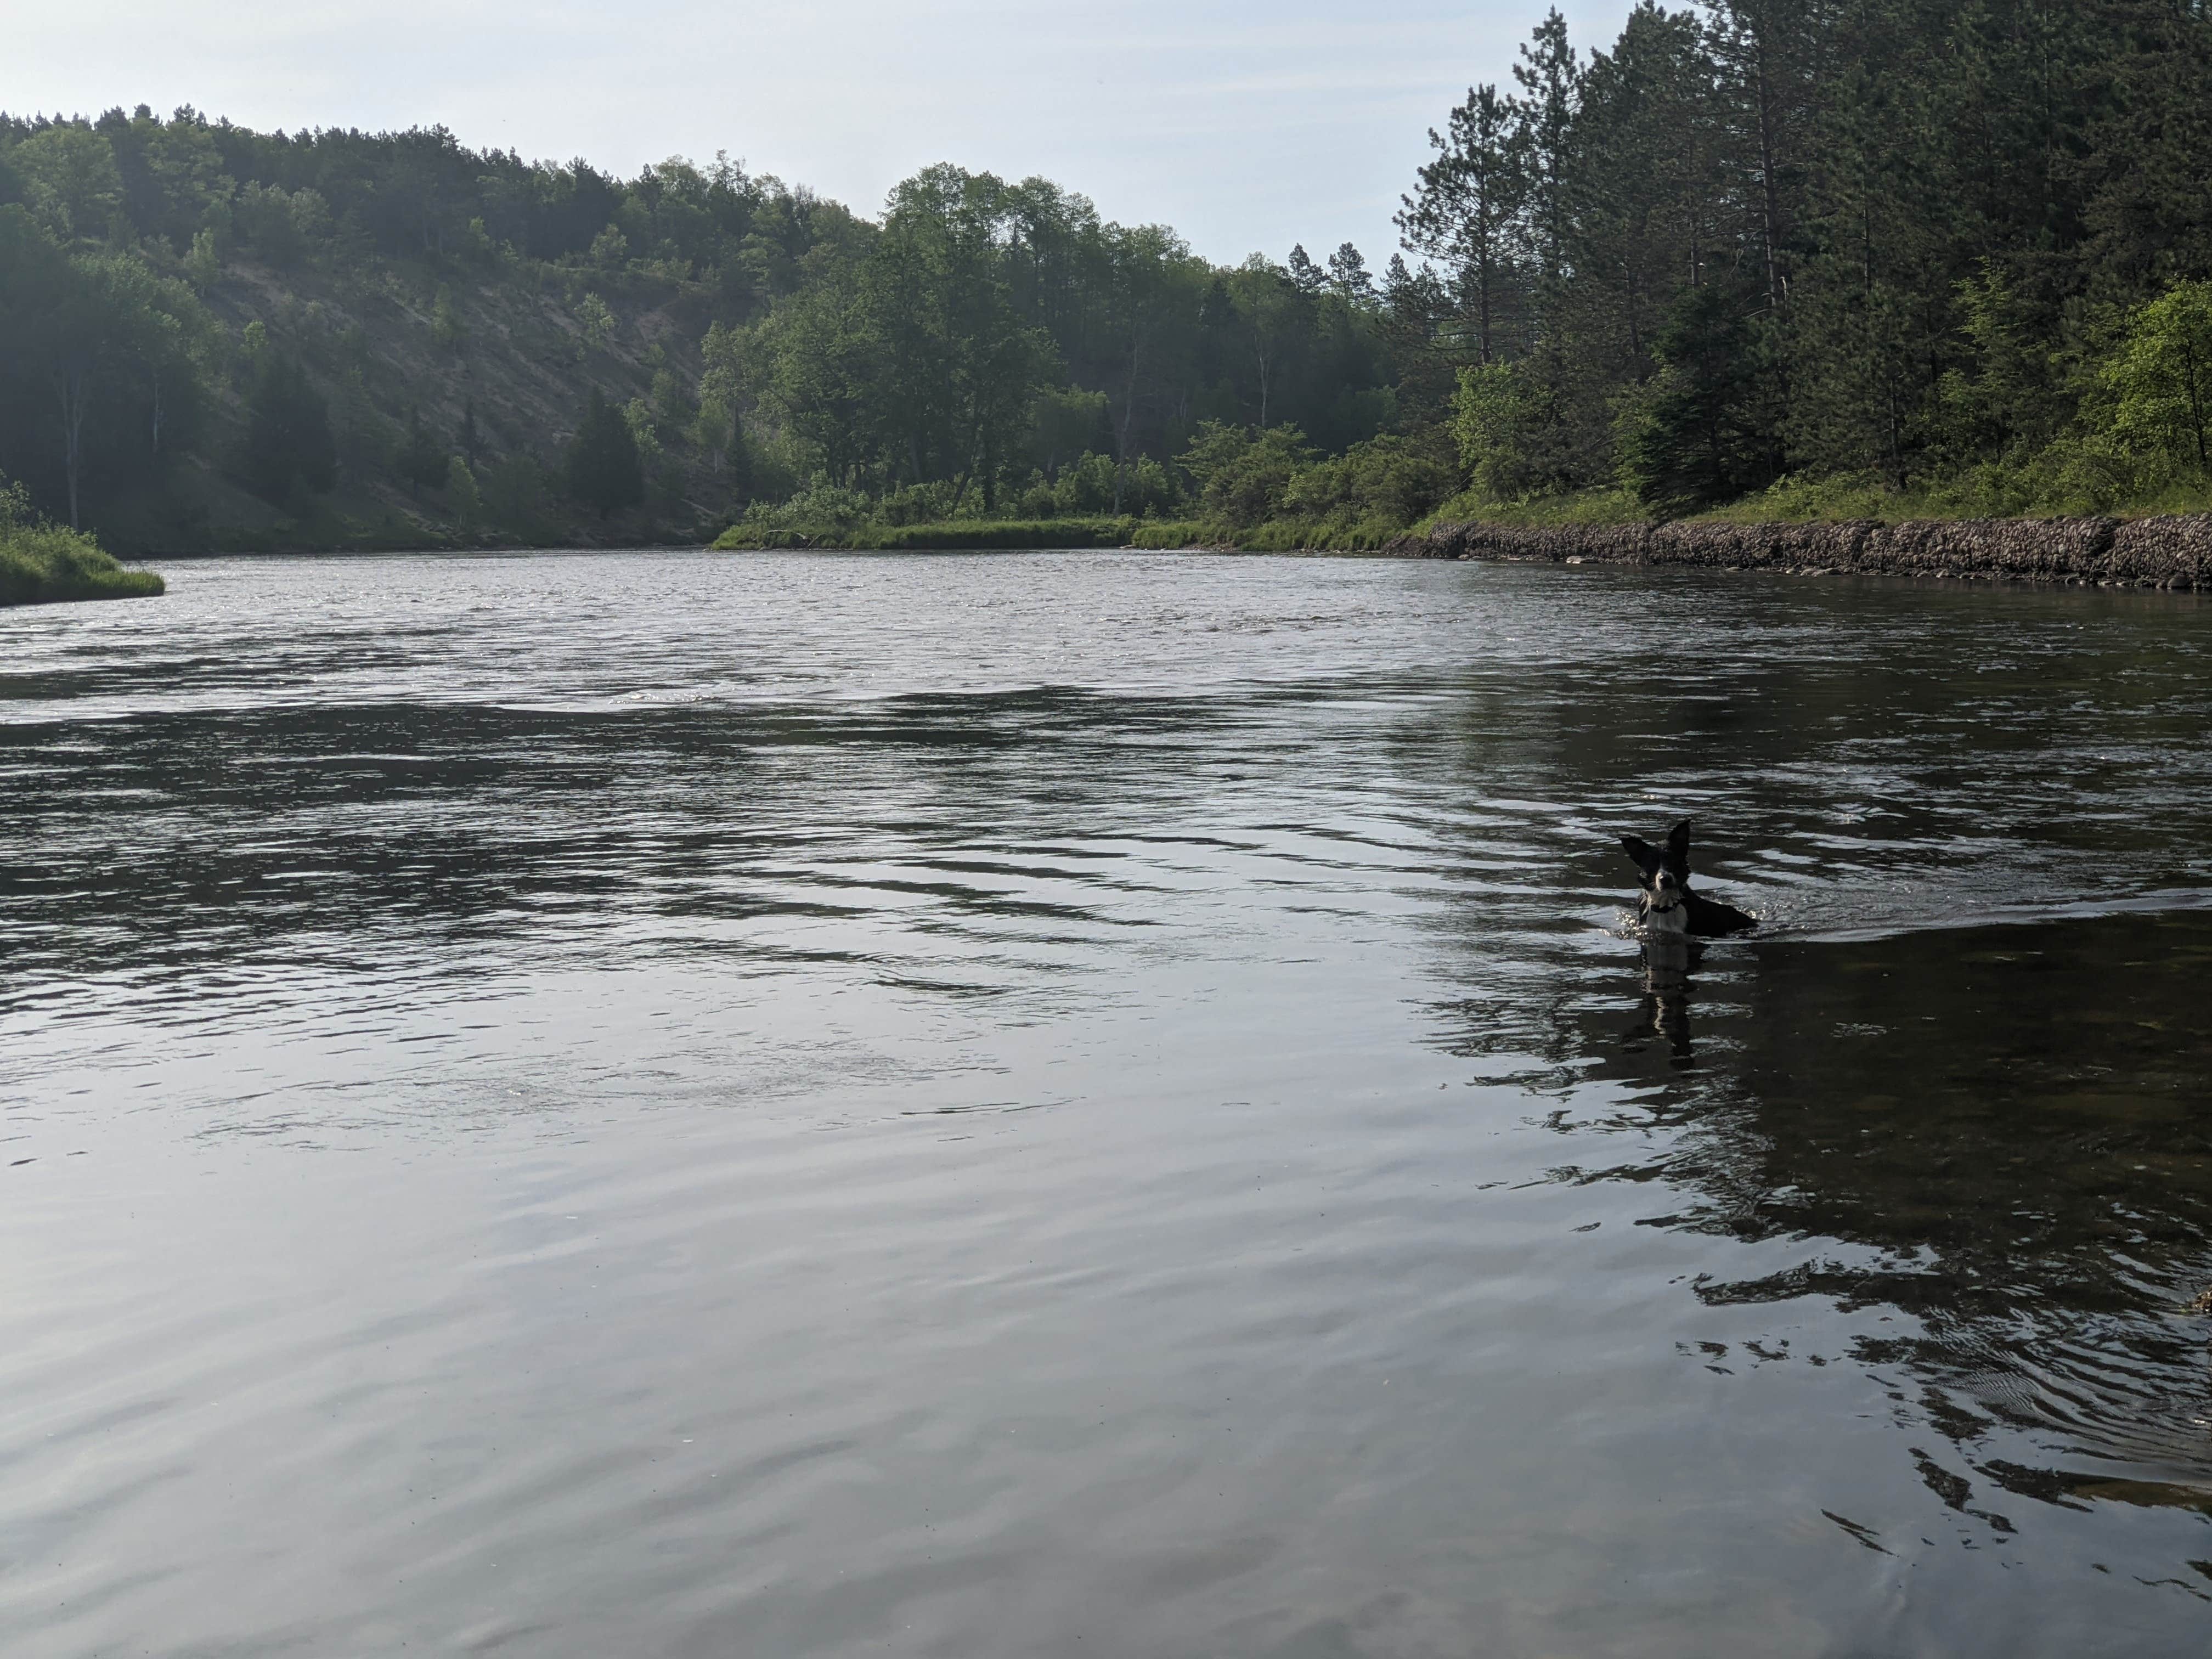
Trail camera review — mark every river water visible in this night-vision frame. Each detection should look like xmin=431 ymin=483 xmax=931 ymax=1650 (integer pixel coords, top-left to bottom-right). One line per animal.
xmin=3 ymin=550 xmax=2210 ymax=1656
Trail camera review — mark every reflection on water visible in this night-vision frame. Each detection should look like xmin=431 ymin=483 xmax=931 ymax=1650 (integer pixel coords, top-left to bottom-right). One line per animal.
xmin=2 ymin=551 xmax=2210 ymax=1656
xmin=1544 ymin=916 xmax=2212 ymax=1500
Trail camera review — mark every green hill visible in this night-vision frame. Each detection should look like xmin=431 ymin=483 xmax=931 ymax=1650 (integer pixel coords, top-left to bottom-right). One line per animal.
xmin=10 ymin=2 xmax=2212 ymax=560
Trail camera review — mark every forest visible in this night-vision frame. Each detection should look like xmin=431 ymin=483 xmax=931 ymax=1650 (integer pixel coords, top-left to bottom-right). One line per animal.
xmin=4 ymin=0 xmax=2212 ymax=558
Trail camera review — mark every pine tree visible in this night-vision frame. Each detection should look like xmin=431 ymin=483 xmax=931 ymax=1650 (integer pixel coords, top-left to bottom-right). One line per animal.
xmin=1623 ymin=281 xmax=1786 ymax=512
xmin=239 ymin=352 xmax=336 ymax=502
xmin=1401 ymin=82 xmax=1529 ymax=365
xmin=565 ymin=387 xmax=644 ymax=516
xmin=1327 ymin=243 xmax=1374 ymax=302
xmin=394 ymin=407 xmax=447 ymax=496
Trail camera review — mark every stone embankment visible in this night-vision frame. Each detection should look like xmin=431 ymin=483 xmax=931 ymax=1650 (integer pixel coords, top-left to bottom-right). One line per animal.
xmin=1385 ymin=514 xmax=2212 ymax=588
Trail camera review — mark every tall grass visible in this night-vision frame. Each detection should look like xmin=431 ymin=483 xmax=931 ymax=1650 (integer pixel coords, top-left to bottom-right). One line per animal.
xmin=0 ymin=488 xmax=164 ymax=606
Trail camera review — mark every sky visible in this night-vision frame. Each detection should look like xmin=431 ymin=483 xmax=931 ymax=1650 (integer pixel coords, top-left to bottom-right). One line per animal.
xmin=5 ymin=1 xmax=1639 ymax=270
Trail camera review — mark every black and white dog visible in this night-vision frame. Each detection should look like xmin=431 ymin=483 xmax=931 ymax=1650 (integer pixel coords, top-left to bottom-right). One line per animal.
xmin=1620 ymin=820 xmax=1757 ymax=938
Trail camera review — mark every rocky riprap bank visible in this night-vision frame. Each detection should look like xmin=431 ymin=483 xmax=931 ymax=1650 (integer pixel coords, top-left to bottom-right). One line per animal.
xmin=1386 ymin=515 xmax=2211 ymax=588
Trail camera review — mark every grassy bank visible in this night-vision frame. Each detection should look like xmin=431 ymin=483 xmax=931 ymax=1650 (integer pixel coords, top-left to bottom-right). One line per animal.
xmin=715 ymin=516 xmax=1182 ymax=551
xmin=1 ymin=492 xmax=164 ymax=607
xmin=705 ymin=466 xmax=2212 ymax=560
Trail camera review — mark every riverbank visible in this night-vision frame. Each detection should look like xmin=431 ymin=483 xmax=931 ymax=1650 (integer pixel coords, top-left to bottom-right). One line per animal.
xmin=711 ymin=517 xmax=1209 ymax=551
xmin=707 ymin=509 xmax=2212 ymax=588
xmin=1 ymin=518 xmax=164 ymax=608
xmin=1383 ymin=514 xmax=2212 ymax=588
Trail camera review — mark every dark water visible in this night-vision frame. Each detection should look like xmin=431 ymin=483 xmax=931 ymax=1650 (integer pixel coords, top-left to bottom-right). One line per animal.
xmin=3 ymin=550 xmax=2210 ymax=1657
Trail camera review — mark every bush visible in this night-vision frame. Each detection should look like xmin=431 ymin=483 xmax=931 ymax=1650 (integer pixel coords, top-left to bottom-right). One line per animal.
xmin=1178 ymin=422 xmax=1317 ymax=527
xmin=2103 ymin=279 xmax=2212 ymax=478
xmin=1281 ymin=431 xmax=1458 ymax=529
xmin=1017 ymin=451 xmax=1180 ymax=518
xmin=1127 ymin=520 xmax=1210 ymax=549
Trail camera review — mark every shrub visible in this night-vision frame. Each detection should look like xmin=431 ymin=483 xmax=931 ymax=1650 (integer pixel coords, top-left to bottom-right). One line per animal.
xmin=2103 ymin=279 xmax=2212 ymax=477
xmin=1177 ymin=422 xmax=1317 ymax=526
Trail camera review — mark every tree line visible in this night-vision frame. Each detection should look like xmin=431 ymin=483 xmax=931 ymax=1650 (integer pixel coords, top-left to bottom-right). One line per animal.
xmin=7 ymin=2 xmax=2212 ymax=554
xmin=1402 ymin=0 xmax=2212 ymax=518
xmin=0 ymin=106 xmax=1409 ymax=546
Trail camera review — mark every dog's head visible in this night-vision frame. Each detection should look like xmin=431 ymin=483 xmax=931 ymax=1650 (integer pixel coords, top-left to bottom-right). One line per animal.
xmin=1620 ymin=820 xmax=1694 ymax=918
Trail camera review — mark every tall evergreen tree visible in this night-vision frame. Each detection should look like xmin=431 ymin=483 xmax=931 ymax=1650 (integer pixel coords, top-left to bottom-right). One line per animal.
xmin=240 ymin=353 xmax=336 ymax=503
xmin=565 ymin=387 xmax=644 ymax=516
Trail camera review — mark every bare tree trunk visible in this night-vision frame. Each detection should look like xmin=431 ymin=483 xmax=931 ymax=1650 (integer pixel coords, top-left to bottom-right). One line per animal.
xmin=2186 ymin=338 xmax=2209 ymax=475
xmin=1476 ymin=246 xmax=1493 ymax=365
xmin=1753 ymin=37 xmax=1785 ymax=312
xmin=57 ymin=363 xmax=90 ymax=529
xmin=1114 ymin=337 xmax=1144 ymax=516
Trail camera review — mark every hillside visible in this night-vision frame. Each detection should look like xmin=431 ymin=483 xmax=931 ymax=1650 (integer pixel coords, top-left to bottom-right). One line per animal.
xmin=0 ymin=112 xmax=1398 ymax=556
xmin=116 ymin=255 xmax=732 ymax=551
xmin=10 ymin=2 xmax=2212 ymax=560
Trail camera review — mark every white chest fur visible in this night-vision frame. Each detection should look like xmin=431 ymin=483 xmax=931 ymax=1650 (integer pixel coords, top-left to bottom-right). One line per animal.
xmin=1641 ymin=897 xmax=1689 ymax=936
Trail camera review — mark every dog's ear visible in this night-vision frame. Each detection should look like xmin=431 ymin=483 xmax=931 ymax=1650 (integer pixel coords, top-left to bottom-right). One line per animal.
xmin=1621 ymin=835 xmax=1660 ymax=874
xmin=1664 ymin=820 xmax=1692 ymax=877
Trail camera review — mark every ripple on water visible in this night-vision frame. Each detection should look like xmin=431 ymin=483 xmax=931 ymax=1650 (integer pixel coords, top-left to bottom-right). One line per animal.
xmin=2 ymin=551 xmax=2210 ymax=1656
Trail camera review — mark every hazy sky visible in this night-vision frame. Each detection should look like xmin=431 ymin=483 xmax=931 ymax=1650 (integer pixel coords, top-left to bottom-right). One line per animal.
xmin=7 ymin=1 xmax=1638 ymax=268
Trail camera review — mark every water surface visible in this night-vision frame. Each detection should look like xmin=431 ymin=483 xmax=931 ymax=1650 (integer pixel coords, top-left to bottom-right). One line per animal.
xmin=3 ymin=551 xmax=2210 ymax=1656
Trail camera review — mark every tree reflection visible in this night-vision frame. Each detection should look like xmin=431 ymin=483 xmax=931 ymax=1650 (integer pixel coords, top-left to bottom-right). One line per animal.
xmin=1449 ymin=909 xmax=2212 ymax=1506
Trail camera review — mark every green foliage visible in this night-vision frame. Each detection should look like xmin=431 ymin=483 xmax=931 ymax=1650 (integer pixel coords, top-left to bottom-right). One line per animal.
xmin=1423 ymin=483 xmax=1647 ymax=529
xmin=478 ymin=454 xmax=558 ymax=539
xmin=566 ymin=388 xmax=644 ymax=516
xmin=1620 ymin=285 xmax=1785 ymax=515
xmin=444 ymin=455 xmax=482 ymax=525
xmin=1932 ymin=264 xmax=2064 ymax=466
xmin=240 ymin=352 xmax=337 ymax=502
xmin=715 ymin=514 xmax=1154 ymax=551
xmin=430 ymin=285 xmax=467 ymax=355
xmin=719 ymin=478 xmax=873 ymax=544
xmin=233 ymin=183 xmax=332 ymax=267
xmin=0 ymin=109 xmax=1409 ymax=547
xmin=393 ymin=408 xmax=448 ymax=495
xmin=18 ymin=16 xmax=2212 ymax=557
xmin=1394 ymin=0 xmax=2212 ymax=523
xmin=2104 ymin=280 xmax=2212 ymax=477
xmin=1127 ymin=520 xmax=1210 ymax=549
xmin=1179 ymin=421 xmax=1318 ymax=526
xmin=1451 ymin=363 xmax=1539 ymax=500
xmin=574 ymin=293 xmax=616 ymax=357
xmin=1011 ymin=452 xmax=1178 ymax=519
xmin=0 ymin=205 xmax=210 ymax=527
xmin=1028 ymin=387 xmax=1110 ymax=475
xmin=885 ymin=519 xmax=1134 ymax=551
xmin=12 ymin=124 xmax=123 ymax=242
xmin=0 ymin=478 xmax=162 ymax=605
xmin=1154 ymin=421 xmax=1458 ymax=548
xmin=1280 ymin=431 xmax=1457 ymax=531
xmin=182 ymin=228 xmax=221 ymax=290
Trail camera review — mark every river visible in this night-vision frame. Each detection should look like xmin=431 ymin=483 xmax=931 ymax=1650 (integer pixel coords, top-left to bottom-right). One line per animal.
xmin=3 ymin=550 xmax=2209 ymax=1655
